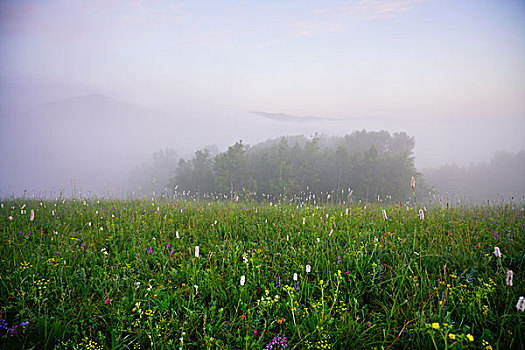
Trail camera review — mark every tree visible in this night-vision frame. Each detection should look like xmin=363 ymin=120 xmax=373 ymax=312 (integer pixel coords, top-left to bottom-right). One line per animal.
xmin=214 ymin=141 xmax=252 ymax=200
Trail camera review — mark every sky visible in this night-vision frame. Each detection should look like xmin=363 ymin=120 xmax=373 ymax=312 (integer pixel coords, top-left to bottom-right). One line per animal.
xmin=1 ymin=0 xmax=524 ymax=196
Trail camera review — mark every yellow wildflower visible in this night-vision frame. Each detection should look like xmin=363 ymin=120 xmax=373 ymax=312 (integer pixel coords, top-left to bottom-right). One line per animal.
xmin=432 ymin=322 xmax=439 ymax=329
xmin=467 ymin=333 xmax=474 ymax=342
xmin=448 ymin=333 xmax=455 ymax=340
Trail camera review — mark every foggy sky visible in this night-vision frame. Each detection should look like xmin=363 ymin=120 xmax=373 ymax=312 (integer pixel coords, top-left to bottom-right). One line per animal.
xmin=1 ymin=0 xmax=524 ymax=197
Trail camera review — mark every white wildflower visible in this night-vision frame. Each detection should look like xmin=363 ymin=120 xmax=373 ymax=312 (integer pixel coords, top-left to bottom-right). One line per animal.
xmin=507 ymin=270 xmax=513 ymax=286
xmin=306 ymin=264 xmax=311 ymax=273
xmin=494 ymin=246 xmax=501 ymax=258
xmin=240 ymin=275 xmax=246 ymax=286
xmin=195 ymin=245 xmax=200 ymax=258
xmin=517 ymin=296 xmax=525 ymax=312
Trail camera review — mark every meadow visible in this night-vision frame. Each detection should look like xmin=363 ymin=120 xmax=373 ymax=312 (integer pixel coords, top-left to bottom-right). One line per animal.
xmin=0 ymin=197 xmax=524 ymax=349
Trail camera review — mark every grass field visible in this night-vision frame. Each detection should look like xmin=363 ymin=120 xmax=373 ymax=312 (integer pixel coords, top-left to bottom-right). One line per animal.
xmin=1 ymin=198 xmax=524 ymax=349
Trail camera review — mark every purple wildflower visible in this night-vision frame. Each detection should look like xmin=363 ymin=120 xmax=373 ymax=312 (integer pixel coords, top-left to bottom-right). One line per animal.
xmin=9 ymin=324 xmax=18 ymax=336
xmin=264 ymin=336 xmax=288 ymax=350
xmin=276 ymin=275 xmax=281 ymax=288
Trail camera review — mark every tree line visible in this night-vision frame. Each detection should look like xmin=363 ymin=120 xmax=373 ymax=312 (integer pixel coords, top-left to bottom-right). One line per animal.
xmin=423 ymin=151 xmax=525 ymax=203
xmin=172 ymin=130 xmax=426 ymax=203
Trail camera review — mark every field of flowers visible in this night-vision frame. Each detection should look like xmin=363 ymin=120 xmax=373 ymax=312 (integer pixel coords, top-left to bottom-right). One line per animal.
xmin=0 ymin=197 xmax=524 ymax=349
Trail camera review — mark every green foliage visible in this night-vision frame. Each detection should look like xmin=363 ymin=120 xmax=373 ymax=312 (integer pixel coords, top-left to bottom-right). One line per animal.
xmin=0 ymin=198 xmax=524 ymax=349
xmin=171 ymin=131 xmax=425 ymax=203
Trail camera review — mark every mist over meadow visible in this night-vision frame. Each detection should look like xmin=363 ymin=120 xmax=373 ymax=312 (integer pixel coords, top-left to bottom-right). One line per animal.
xmin=1 ymin=1 xmax=524 ymax=202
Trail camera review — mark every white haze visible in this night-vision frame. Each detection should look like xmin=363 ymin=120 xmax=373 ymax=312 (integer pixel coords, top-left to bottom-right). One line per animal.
xmin=1 ymin=77 xmax=523 ymax=198
xmin=0 ymin=0 xmax=524 ymax=197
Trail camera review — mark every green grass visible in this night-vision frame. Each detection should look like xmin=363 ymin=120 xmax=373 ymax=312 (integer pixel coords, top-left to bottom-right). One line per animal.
xmin=0 ymin=198 xmax=524 ymax=349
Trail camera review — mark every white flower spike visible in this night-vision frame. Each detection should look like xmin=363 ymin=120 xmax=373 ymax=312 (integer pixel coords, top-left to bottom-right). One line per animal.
xmin=517 ymin=296 xmax=525 ymax=312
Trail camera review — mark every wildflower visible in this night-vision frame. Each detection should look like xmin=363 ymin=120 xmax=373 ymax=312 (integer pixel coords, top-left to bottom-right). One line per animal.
xmin=382 ymin=209 xmax=388 ymax=220
xmin=419 ymin=209 xmax=424 ymax=220
xmin=8 ymin=216 xmax=12 ymax=220
xmin=493 ymin=231 xmax=499 ymax=238
xmin=466 ymin=334 xmax=474 ymax=342
xmin=306 ymin=264 xmax=311 ymax=273
xmin=494 ymin=246 xmax=501 ymax=258
xmin=448 ymin=333 xmax=455 ymax=340
xmin=134 ymin=282 xmax=140 ymax=289
xmin=276 ymin=275 xmax=281 ymax=288
xmin=302 ymin=217 xmax=305 ymax=225
xmin=431 ymin=322 xmax=439 ymax=329
xmin=194 ymin=285 xmax=198 ymax=293
xmin=293 ymin=273 xmax=298 ymax=281
xmin=507 ymin=270 xmax=513 ymax=286
xmin=411 ymin=176 xmax=415 ymax=190
xmin=195 ymin=245 xmax=200 ymax=258
xmin=240 ymin=275 xmax=246 ymax=286
xmin=104 ymin=299 xmax=109 ymax=304
xmin=30 ymin=210 xmax=35 ymax=221
xmin=264 ymin=336 xmax=288 ymax=350
xmin=240 ymin=315 xmax=246 ymax=321
xmin=9 ymin=324 xmax=18 ymax=336
xmin=517 ymin=296 xmax=525 ymax=312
